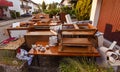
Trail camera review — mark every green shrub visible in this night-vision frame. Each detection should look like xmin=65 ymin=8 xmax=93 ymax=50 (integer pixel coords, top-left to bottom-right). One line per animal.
xmin=10 ymin=11 xmax=17 ymax=19
xmin=32 ymin=11 xmax=39 ymax=14
xmin=44 ymin=9 xmax=59 ymax=18
xmin=16 ymin=12 xmax=20 ymax=17
xmin=75 ymin=0 xmax=92 ymax=20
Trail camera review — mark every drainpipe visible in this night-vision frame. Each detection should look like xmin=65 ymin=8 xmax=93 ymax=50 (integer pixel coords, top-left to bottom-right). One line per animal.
xmin=90 ymin=0 xmax=102 ymax=27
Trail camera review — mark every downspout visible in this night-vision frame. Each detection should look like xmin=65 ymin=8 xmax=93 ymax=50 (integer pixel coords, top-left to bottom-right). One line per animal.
xmin=90 ymin=0 xmax=102 ymax=27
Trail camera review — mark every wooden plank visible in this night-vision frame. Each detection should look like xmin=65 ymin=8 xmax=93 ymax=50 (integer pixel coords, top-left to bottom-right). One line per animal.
xmin=62 ymin=31 xmax=95 ymax=35
xmin=0 ymin=38 xmax=24 ymax=50
xmin=30 ymin=19 xmax=40 ymax=21
xmin=73 ymin=24 xmax=79 ymax=29
xmin=63 ymin=24 xmax=88 ymax=26
xmin=62 ymin=38 xmax=91 ymax=45
xmin=50 ymin=30 xmax=57 ymax=35
xmin=58 ymin=46 xmax=92 ymax=53
xmin=40 ymin=19 xmax=51 ymax=23
xmin=25 ymin=31 xmax=57 ymax=36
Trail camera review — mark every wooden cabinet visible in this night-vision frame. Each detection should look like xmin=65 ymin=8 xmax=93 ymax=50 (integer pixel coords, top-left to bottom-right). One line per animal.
xmin=0 ymin=38 xmax=25 ymax=58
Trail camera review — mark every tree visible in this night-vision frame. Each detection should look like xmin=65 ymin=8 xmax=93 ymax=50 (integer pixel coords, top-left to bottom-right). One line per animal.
xmin=75 ymin=0 xmax=92 ymax=20
xmin=42 ymin=1 xmax=46 ymax=11
xmin=48 ymin=2 xmax=58 ymax=10
xmin=37 ymin=4 xmax=42 ymax=13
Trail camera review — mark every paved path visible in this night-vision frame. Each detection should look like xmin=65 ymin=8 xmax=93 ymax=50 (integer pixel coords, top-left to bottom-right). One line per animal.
xmin=0 ymin=17 xmax=31 ymax=42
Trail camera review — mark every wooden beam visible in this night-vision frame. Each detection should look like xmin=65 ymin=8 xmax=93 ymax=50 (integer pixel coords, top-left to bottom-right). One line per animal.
xmin=73 ymin=24 xmax=79 ymax=29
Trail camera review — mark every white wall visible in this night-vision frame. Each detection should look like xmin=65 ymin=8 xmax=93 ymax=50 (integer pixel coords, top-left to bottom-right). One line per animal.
xmin=3 ymin=8 xmax=11 ymax=18
xmin=8 ymin=0 xmax=36 ymax=15
xmin=28 ymin=2 xmax=34 ymax=13
xmin=8 ymin=0 xmax=23 ymax=14
xmin=90 ymin=0 xmax=102 ymax=27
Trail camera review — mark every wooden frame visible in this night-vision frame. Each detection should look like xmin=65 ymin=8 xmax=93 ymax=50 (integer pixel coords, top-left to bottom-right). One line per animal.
xmin=7 ymin=28 xmax=29 ymax=38
xmin=59 ymin=23 xmax=97 ymax=52
xmin=24 ymin=30 xmax=58 ymax=48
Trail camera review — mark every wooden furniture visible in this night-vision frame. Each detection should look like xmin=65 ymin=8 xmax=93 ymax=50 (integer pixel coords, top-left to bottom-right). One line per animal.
xmin=33 ymin=19 xmax=60 ymax=30
xmin=0 ymin=38 xmax=25 ymax=57
xmin=24 ymin=31 xmax=57 ymax=48
xmin=31 ymin=14 xmax=50 ymax=22
xmin=7 ymin=28 xmax=29 ymax=37
xmin=28 ymin=42 xmax=100 ymax=57
xmin=59 ymin=23 xmax=97 ymax=52
xmin=30 ymin=19 xmax=41 ymax=22
xmin=33 ymin=19 xmax=51 ymax=30
xmin=0 ymin=38 xmax=24 ymax=50
xmin=20 ymin=22 xmax=35 ymax=27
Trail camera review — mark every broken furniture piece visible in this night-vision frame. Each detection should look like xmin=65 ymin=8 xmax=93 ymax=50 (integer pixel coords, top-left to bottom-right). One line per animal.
xmin=59 ymin=23 xmax=97 ymax=53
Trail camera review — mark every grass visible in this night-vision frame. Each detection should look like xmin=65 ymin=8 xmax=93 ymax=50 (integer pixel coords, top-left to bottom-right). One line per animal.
xmin=59 ymin=57 xmax=114 ymax=72
xmin=0 ymin=57 xmax=26 ymax=67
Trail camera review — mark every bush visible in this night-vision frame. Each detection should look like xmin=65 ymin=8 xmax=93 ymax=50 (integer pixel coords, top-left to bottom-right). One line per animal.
xmin=32 ymin=11 xmax=39 ymax=14
xmin=10 ymin=11 xmax=17 ymax=19
xmin=10 ymin=11 xmax=20 ymax=18
xmin=75 ymin=0 xmax=92 ymax=20
xmin=44 ymin=9 xmax=59 ymax=18
xmin=16 ymin=12 xmax=20 ymax=17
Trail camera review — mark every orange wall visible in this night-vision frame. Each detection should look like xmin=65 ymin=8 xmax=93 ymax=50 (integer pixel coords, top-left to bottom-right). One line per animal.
xmin=97 ymin=0 xmax=120 ymax=32
xmin=97 ymin=0 xmax=120 ymax=45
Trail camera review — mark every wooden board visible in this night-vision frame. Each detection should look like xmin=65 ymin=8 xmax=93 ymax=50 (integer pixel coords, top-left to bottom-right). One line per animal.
xmin=31 ymin=19 xmax=41 ymax=21
xmin=25 ymin=31 xmax=57 ymax=36
xmin=62 ymin=31 xmax=96 ymax=35
xmin=40 ymin=19 xmax=51 ymax=23
xmin=62 ymin=24 xmax=97 ymax=36
xmin=0 ymin=38 xmax=24 ymax=50
xmin=73 ymin=24 xmax=79 ymax=29
xmin=58 ymin=46 xmax=93 ymax=53
xmin=62 ymin=38 xmax=92 ymax=45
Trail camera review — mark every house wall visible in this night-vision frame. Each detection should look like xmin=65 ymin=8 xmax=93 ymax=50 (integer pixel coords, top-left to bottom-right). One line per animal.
xmin=97 ymin=0 xmax=120 ymax=45
xmin=28 ymin=2 xmax=34 ymax=13
xmin=32 ymin=4 xmax=38 ymax=12
xmin=8 ymin=0 xmax=36 ymax=15
xmin=8 ymin=0 xmax=23 ymax=14
xmin=3 ymin=8 xmax=11 ymax=18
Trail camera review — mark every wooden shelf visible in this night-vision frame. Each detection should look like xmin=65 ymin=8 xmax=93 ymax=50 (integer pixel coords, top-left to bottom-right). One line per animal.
xmin=62 ymin=31 xmax=96 ymax=35
xmin=58 ymin=46 xmax=93 ymax=53
xmin=59 ymin=23 xmax=97 ymax=53
xmin=62 ymin=38 xmax=92 ymax=46
xmin=25 ymin=31 xmax=57 ymax=36
xmin=62 ymin=24 xmax=97 ymax=36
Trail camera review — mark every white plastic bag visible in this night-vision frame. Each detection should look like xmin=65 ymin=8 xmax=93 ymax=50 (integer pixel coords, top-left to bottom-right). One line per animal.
xmin=16 ymin=48 xmax=34 ymax=65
